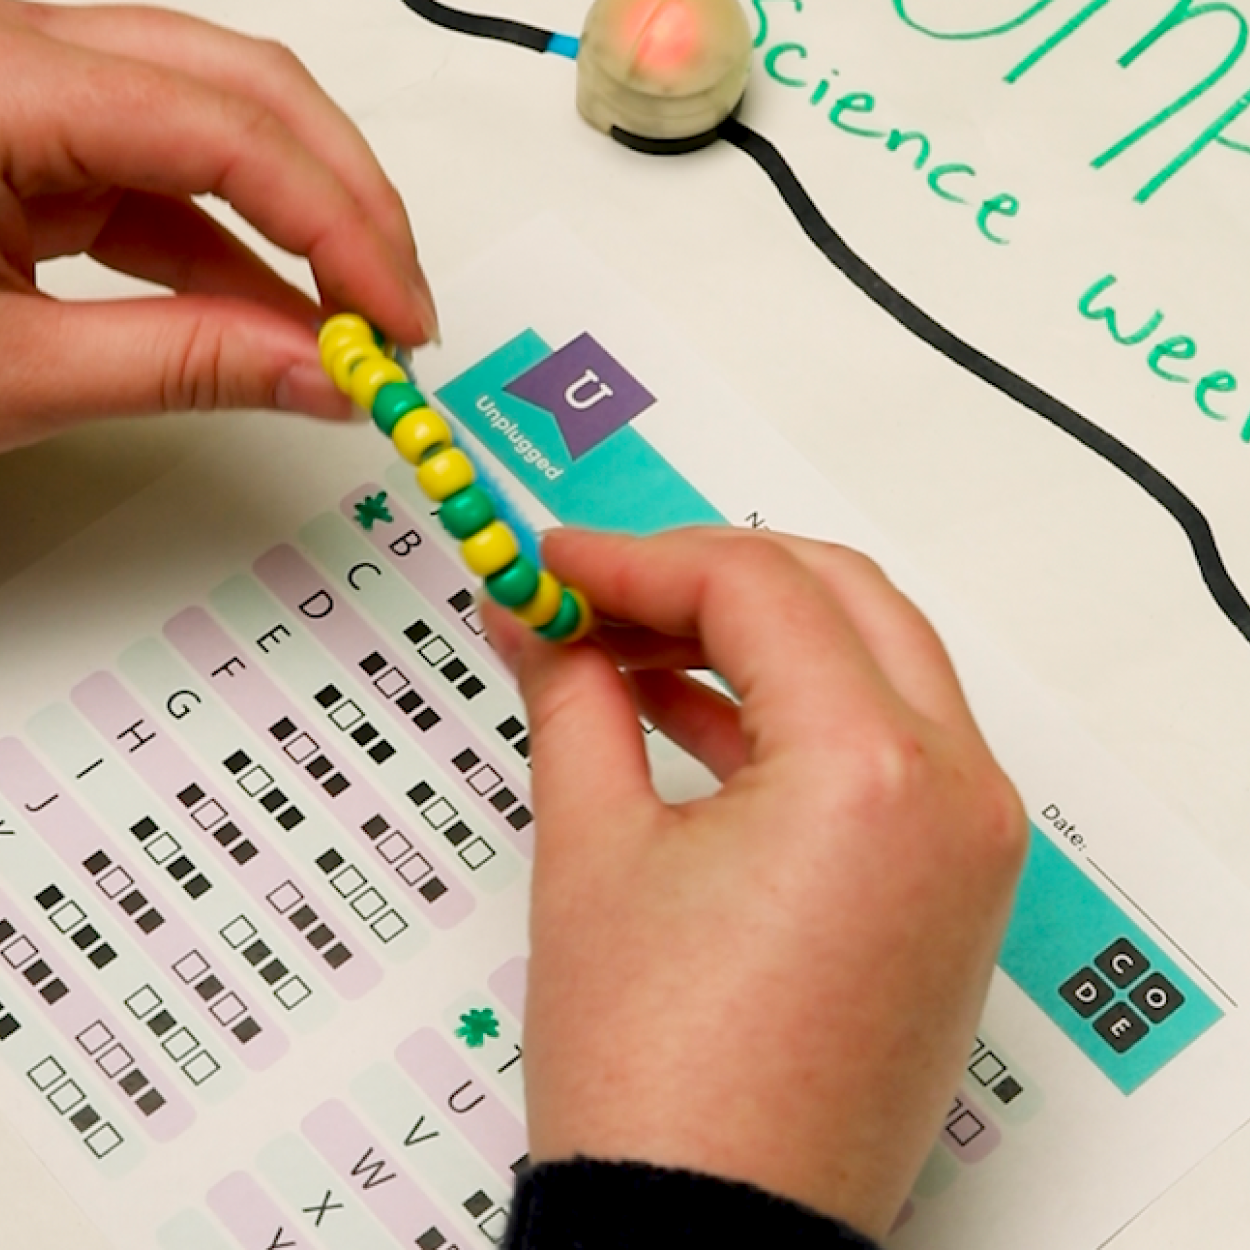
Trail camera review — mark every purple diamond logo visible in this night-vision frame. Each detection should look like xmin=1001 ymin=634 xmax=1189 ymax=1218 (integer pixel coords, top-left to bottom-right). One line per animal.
xmin=504 ymin=332 xmax=656 ymax=460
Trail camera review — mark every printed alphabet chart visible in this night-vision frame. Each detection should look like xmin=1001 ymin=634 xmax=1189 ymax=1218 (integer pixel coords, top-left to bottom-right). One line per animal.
xmin=3 ymin=222 xmax=1250 ymax=1250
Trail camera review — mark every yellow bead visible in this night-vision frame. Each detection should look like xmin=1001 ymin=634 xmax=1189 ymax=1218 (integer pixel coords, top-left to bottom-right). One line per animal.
xmin=349 ymin=356 xmax=409 ymax=410
xmin=318 ymin=313 xmax=373 ymax=353
xmin=392 ymin=407 xmax=452 ymax=464
xmin=329 ymin=340 xmax=382 ymax=394
xmin=512 ymin=571 xmax=564 ymax=629
xmin=565 ymin=589 xmax=595 ymax=642
xmin=416 ymin=448 xmax=476 ymax=501
xmin=461 ymin=522 xmax=520 ymax=578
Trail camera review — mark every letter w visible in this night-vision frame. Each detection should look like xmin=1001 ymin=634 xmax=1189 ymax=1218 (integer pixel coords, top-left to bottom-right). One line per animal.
xmin=1078 ymin=275 xmax=1163 ymax=345
xmin=351 ymin=1147 xmax=397 ymax=1190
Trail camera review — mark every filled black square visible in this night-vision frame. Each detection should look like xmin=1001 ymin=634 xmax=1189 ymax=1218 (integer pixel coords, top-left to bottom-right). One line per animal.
xmin=407 ymin=783 xmax=434 ymax=807
xmin=1059 ymin=967 xmax=1113 ymax=1018
xmin=195 ymin=975 xmax=224 ymax=1001
xmin=307 ymin=925 xmax=334 ymax=950
xmin=441 ymin=659 xmax=468 ymax=683
xmin=1094 ymin=937 xmax=1150 ymax=990
xmin=213 ymin=822 xmax=242 ymax=846
xmin=443 ymin=822 xmax=471 ymax=847
xmin=119 ymin=1069 xmax=149 ymax=1096
xmin=233 ymin=1017 xmax=261 ymax=1044
xmin=360 ymin=652 xmax=387 ymax=675
xmin=231 ymin=841 xmax=259 ymax=865
xmin=452 ymin=749 xmax=478 ymax=773
xmin=167 ymin=856 xmax=195 ymax=880
xmin=449 ymin=588 xmax=474 ymax=612
xmin=147 ymin=1010 xmax=175 ymax=1036
xmin=315 ymin=685 xmax=341 ymax=708
xmin=363 ymin=815 xmax=389 ymax=839
xmin=420 ymin=877 xmax=448 ymax=903
xmin=490 ymin=788 xmax=517 ymax=812
xmin=1094 ymin=1002 xmax=1150 ymax=1053
xmin=242 ymin=941 xmax=270 ymax=966
xmin=324 ymin=943 xmax=352 ymax=968
xmin=83 ymin=850 xmax=111 ymax=875
xmin=414 ymin=708 xmax=441 ymax=731
xmin=70 ymin=1105 xmax=99 ymax=1132
xmin=496 ymin=716 xmax=524 ymax=740
xmin=260 ymin=789 xmax=286 ymax=813
xmin=459 ymin=676 xmax=485 ymax=700
xmin=269 ymin=718 xmax=296 ymax=740
xmin=89 ymin=944 xmax=117 ymax=969
xmin=463 ymin=1191 xmax=492 ymax=1218
xmin=316 ymin=849 xmax=344 ymax=873
xmin=223 ymin=750 xmax=250 ymax=773
xmin=1129 ymin=972 xmax=1186 ymax=1025
xmin=184 ymin=875 xmax=212 ymax=900
xmin=130 ymin=818 xmax=158 ymax=841
xmin=119 ymin=890 xmax=147 ymax=915
xmin=41 ymin=979 xmax=68 ymax=1005
xmin=416 ymin=1229 xmax=447 ymax=1250
xmin=72 ymin=925 xmax=99 ymax=950
xmin=993 ymin=1076 xmax=1024 ymax=1105
xmin=398 ymin=690 xmax=423 ymax=713
xmin=369 ymin=742 xmax=396 ymax=764
xmin=177 ymin=784 xmax=205 ymax=807
xmin=35 ymin=885 xmax=63 ymax=910
xmin=260 ymin=959 xmax=288 ymax=985
xmin=353 ymin=723 xmax=379 ymax=746
xmin=23 ymin=960 xmax=52 ymax=985
xmin=0 ymin=1015 xmax=20 ymax=1041
xmin=307 ymin=756 xmax=333 ymax=779
xmin=405 ymin=620 xmax=432 ymax=645
xmin=508 ymin=807 xmax=533 ymax=831
xmin=136 ymin=909 xmax=165 ymax=934
xmin=324 ymin=774 xmax=350 ymax=797
xmin=289 ymin=906 xmax=316 ymax=931
xmin=136 ymin=1089 xmax=166 ymax=1116
xmin=277 ymin=807 xmax=304 ymax=831
xmin=0 ymin=920 xmax=13 ymax=943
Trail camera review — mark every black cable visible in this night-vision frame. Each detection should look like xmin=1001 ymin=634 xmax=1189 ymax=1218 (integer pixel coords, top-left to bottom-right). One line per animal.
xmin=396 ymin=0 xmax=553 ymax=52
xmin=718 ymin=115 xmax=1250 ymax=644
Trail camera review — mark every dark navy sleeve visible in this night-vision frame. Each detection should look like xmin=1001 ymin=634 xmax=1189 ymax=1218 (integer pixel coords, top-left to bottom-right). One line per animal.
xmin=505 ymin=1158 xmax=883 ymax=1249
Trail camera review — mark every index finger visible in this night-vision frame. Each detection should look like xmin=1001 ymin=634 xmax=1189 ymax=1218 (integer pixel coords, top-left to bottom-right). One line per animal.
xmin=544 ymin=528 xmax=912 ymax=756
xmin=4 ymin=24 xmax=433 ymax=345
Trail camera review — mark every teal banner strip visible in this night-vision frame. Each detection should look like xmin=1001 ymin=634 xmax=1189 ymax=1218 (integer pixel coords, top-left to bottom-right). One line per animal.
xmin=1001 ymin=829 xmax=1221 ymax=1093
xmin=436 ymin=331 xmax=725 ymax=533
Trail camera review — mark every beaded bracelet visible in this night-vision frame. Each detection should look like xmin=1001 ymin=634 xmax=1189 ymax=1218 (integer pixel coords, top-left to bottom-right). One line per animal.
xmin=317 ymin=314 xmax=594 ymax=644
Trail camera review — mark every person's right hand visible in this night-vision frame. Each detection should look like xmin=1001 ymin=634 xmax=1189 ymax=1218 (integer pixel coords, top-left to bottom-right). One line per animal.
xmin=486 ymin=528 xmax=1028 ymax=1242
xmin=0 ymin=1 xmax=437 ymax=450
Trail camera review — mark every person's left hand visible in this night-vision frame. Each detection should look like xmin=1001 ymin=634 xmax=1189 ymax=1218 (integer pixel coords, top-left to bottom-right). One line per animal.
xmin=0 ymin=1 xmax=437 ymax=449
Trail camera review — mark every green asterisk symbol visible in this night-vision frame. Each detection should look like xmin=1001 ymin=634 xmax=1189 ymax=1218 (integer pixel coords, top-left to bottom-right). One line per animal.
xmin=455 ymin=1008 xmax=500 ymax=1049
xmin=354 ymin=492 xmax=393 ymax=531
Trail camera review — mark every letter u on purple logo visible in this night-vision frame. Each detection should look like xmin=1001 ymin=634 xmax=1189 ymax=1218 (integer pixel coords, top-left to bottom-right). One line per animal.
xmin=503 ymin=332 xmax=656 ymax=459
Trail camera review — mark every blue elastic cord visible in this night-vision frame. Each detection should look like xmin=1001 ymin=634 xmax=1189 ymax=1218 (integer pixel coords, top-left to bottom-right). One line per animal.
xmin=545 ymin=32 xmax=580 ymax=59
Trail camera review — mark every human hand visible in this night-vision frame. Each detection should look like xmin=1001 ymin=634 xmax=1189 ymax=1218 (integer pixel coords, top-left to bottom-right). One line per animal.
xmin=486 ymin=528 xmax=1027 ymax=1242
xmin=0 ymin=1 xmax=436 ymax=450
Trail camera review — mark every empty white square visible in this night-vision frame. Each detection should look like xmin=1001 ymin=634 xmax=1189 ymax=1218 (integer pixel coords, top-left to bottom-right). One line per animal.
xmin=96 ymin=867 xmax=133 ymax=899
xmin=238 ymin=766 xmax=273 ymax=797
xmin=459 ymin=838 xmax=497 ymax=871
xmin=76 ymin=1022 xmax=114 ymax=1055
xmin=331 ymin=866 xmax=367 ymax=898
xmin=50 ymin=901 xmax=87 ymax=934
xmin=182 ymin=1051 xmax=221 ymax=1086
xmin=48 ymin=1080 xmax=86 ymax=1115
xmin=266 ymin=882 xmax=303 ymax=914
xmin=371 ymin=911 xmax=408 ymax=944
xmin=377 ymin=831 xmax=412 ymax=864
xmin=191 ymin=798 xmax=228 ymax=830
xmin=85 ymin=1123 xmax=123 ymax=1158
xmin=27 ymin=1057 xmax=65 ymax=1090
xmin=468 ymin=764 xmax=504 ymax=796
xmin=374 ymin=667 xmax=410 ymax=699
xmin=96 ymin=1044 xmax=134 ymax=1078
xmin=144 ymin=833 xmax=182 ymax=865
xmin=282 ymin=733 xmax=319 ymax=764
xmin=162 ymin=1028 xmax=198 ymax=1061
xmin=350 ymin=888 xmax=387 ymax=920
xmin=125 ymin=986 xmax=162 ymax=1018
xmin=418 ymin=636 xmax=454 ymax=666
xmin=274 ymin=977 xmax=312 ymax=1010
xmin=397 ymin=853 xmax=434 ymax=887
xmin=2 ymin=936 xmax=38 ymax=968
xmin=209 ymin=993 xmax=246 ymax=1026
xmin=220 ymin=916 xmax=257 ymax=949
xmin=173 ymin=951 xmax=210 ymax=983
xmin=421 ymin=798 xmax=457 ymax=830
xmin=330 ymin=700 xmax=365 ymax=731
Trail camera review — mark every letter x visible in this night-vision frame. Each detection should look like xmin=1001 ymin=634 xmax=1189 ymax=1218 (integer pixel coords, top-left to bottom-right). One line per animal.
xmin=302 ymin=1191 xmax=344 ymax=1227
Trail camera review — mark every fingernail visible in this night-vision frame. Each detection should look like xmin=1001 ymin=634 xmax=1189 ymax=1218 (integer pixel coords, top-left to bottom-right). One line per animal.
xmin=410 ymin=278 xmax=442 ymax=346
xmin=275 ymin=361 xmax=352 ymax=421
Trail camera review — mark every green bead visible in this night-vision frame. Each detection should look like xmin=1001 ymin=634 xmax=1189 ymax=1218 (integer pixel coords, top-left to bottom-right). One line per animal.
xmin=439 ymin=486 xmax=496 ymax=540
xmin=372 ymin=381 xmax=426 ymax=436
xmin=536 ymin=590 xmax=583 ymax=641
xmin=486 ymin=557 xmax=541 ymax=608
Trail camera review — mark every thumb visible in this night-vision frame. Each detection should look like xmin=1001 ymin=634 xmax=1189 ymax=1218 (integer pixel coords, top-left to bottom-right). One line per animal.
xmin=0 ymin=292 xmax=349 ymax=448
xmin=495 ymin=615 xmax=659 ymax=848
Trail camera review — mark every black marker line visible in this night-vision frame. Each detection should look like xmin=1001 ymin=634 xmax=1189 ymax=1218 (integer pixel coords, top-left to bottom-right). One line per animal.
xmin=396 ymin=0 xmax=553 ymax=52
xmin=718 ymin=116 xmax=1250 ymax=644
xmin=393 ymin=2 xmax=1250 ymax=645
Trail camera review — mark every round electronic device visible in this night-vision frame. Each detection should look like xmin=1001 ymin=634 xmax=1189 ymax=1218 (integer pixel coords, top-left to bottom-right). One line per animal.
xmin=576 ymin=0 xmax=753 ymax=153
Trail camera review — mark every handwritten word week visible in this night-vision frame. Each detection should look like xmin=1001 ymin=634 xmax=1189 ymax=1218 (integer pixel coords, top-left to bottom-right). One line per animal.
xmin=1079 ymin=275 xmax=1250 ymax=442
xmin=756 ymin=0 xmax=1250 ymax=206
xmin=752 ymin=13 xmax=1022 ymax=243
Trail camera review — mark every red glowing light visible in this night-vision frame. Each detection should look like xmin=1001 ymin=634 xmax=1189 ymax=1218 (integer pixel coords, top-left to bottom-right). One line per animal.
xmin=619 ymin=0 xmax=702 ymax=74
